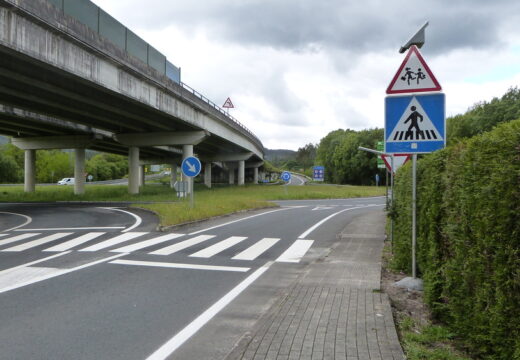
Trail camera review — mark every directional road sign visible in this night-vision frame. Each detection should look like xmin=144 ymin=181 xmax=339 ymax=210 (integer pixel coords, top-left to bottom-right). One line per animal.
xmin=385 ymin=93 xmax=445 ymax=154
xmin=281 ymin=171 xmax=291 ymax=182
xmin=181 ymin=156 xmax=202 ymax=177
xmin=312 ymin=166 xmax=325 ymax=181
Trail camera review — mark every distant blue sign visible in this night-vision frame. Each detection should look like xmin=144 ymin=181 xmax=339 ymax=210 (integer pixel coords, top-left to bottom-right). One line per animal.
xmin=181 ymin=156 xmax=201 ymax=177
xmin=281 ymin=171 xmax=291 ymax=182
xmin=385 ymin=93 xmax=445 ymax=154
xmin=313 ymin=166 xmax=325 ymax=181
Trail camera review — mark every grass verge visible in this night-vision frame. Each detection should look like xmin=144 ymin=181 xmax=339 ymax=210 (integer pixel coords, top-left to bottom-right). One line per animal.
xmin=0 ymin=183 xmax=385 ymax=226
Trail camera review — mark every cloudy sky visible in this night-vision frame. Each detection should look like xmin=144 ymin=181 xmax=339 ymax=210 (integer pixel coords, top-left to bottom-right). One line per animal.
xmin=92 ymin=0 xmax=520 ymax=150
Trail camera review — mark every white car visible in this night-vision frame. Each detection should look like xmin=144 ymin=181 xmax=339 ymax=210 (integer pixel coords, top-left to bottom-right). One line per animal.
xmin=57 ymin=177 xmax=75 ymax=185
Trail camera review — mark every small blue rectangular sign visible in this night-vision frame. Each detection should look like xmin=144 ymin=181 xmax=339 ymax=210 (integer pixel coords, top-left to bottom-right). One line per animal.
xmin=313 ymin=166 xmax=325 ymax=181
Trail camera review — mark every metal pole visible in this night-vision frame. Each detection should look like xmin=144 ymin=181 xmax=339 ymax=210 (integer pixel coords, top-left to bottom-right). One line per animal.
xmin=412 ymin=153 xmax=417 ymax=278
xmin=390 ymin=155 xmax=394 ymax=250
xmin=190 ymin=178 xmax=194 ymax=208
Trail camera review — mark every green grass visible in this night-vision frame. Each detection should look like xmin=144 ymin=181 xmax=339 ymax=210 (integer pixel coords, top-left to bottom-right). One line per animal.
xmin=0 ymin=183 xmax=385 ymax=226
xmin=399 ymin=316 xmax=471 ymax=360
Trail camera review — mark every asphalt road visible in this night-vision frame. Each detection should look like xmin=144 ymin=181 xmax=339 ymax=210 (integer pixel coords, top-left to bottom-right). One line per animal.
xmin=0 ymin=196 xmax=385 ymax=360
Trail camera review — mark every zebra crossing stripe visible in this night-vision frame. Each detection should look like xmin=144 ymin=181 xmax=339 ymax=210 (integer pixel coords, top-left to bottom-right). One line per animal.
xmin=190 ymin=236 xmax=247 ymax=258
xmin=2 ymin=233 xmax=73 ymax=252
xmin=43 ymin=232 xmax=106 ymax=252
xmin=0 ymin=233 xmax=41 ymax=247
xmin=276 ymin=239 xmax=314 ymax=263
xmin=149 ymin=235 xmax=215 ymax=256
xmin=232 ymin=238 xmax=280 ymax=261
xmin=110 ymin=233 xmax=185 ymax=253
xmin=79 ymin=232 xmax=148 ymax=252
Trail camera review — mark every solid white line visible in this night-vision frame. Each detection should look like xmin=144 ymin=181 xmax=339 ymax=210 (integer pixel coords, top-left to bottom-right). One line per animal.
xmin=298 ymin=205 xmax=371 ymax=239
xmin=0 ymin=234 xmax=7 ymax=238
xmin=149 ymin=235 xmax=215 ymax=256
xmin=145 ymin=261 xmax=273 ymax=360
xmin=0 ymin=233 xmax=41 ymax=246
xmin=2 ymin=232 xmax=73 ymax=252
xmin=99 ymin=207 xmax=142 ymax=232
xmin=110 ymin=259 xmax=250 ymax=273
xmin=0 ymin=252 xmax=128 ymax=294
xmin=79 ymin=232 xmax=147 ymax=251
xmin=0 ymin=251 xmax=71 ymax=276
xmin=110 ymin=233 xmax=184 ymax=253
xmin=276 ymin=239 xmax=314 ymax=263
xmin=43 ymin=232 xmax=106 ymax=252
xmin=188 ymin=207 xmax=292 ymax=235
xmin=232 ymin=238 xmax=280 ymax=261
xmin=190 ymin=236 xmax=247 ymax=258
xmin=0 ymin=211 xmax=33 ymax=232
xmin=14 ymin=227 xmax=124 ymax=231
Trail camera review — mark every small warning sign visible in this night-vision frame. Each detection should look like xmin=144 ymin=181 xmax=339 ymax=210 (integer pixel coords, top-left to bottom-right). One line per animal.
xmin=387 ymin=97 xmax=443 ymax=142
xmin=222 ymin=97 xmax=234 ymax=108
xmin=386 ymin=45 xmax=441 ymax=94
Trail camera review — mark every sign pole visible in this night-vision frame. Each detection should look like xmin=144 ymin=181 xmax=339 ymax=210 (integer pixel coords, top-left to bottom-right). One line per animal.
xmin=390 ymin=155 xmax=395 ymax=250
xmin=411 ymin=153 xmax=417 ymax=278
xmin=190 ymin=178 xmax=194 ymax=208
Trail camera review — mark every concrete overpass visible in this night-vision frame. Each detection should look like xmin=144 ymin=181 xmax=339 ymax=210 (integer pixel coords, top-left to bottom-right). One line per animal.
xmin=0 ymin=0 xmax=264 ymax=194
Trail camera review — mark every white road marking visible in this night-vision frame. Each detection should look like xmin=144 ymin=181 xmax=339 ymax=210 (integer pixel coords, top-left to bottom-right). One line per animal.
xmin=276 ymin=239 xmax=314 ymax=263
xmin=232 ymin=238 xmax=280 ymax=261
xmin=311 ymin=206 xmax=335 ymax=210
xmin=0 ymin=233 xmax=41 ymax=246
xmin=188 ymin=207 xmax=292 ymax=235
xmin=110 ymin=233 xmax=184 ymax=253
xmin=110 ymin=259 xmax=250 ymax=273
xmin=145 ymin=261 xmax=273 ymax=360
xmin=14 ymin=227 xmax=124 ymax=231
xmin=0 ymin=251 xmax=71 ymax=276
xmin=79 ymin=232 xmax=148 ymax=251
xmin=2 ymin=232 xmax=73 ymax=252
xmin=0 ymin=234 xmax=7 ymax=238
xmin=149 ymin=235 xmax=215 ymax=256
xmin=43 ymin=232 xmax=106 ymax=252
xmin=0 ymin=211 xmax=33 ymax=232
xmin=0 ymin=252 xmax=127 ymax=294
xmin=189 ymin=236 xmax=247 ymax=258
xmin=98 ymin=207 xmax=142 ymax=232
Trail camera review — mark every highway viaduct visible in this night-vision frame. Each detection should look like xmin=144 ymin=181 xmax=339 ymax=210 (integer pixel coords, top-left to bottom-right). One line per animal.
xmin=0 ymin=0 xmax=265 ymax=195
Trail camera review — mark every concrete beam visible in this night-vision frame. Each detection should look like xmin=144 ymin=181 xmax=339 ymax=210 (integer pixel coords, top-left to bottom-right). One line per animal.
xmin=246 ymin=161 xmax=264 ymax=169
xmin=201 ymin=152 xmax=254 ymax=162
xmin=12 ymin=135 xmax=94 ymax=150
xmin=115 ymin=131 xmax=209 ymax=147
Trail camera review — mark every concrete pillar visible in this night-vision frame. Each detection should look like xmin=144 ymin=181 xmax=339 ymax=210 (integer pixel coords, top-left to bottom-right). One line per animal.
xmin=24 ymin=149 xmax=36 ymax=193
xmin=182 ymin=144 xmax=194 ymax=195
xmin=74 ymin=148 xmax=85 ymax=195
xmin=139 ymin=165 xmax=145 ymax=187
xmin=259 ymin=171 xmax=265 ymax=182
xmin=128 ymin=146 xmax=140 ymax=194
xmin=253 ymin=167 xmax=259 ymax=184
xmin=238 ymin=160 xmax=245 ymax=186
xmin=204 ymin=162 xmax=212 ymax=188
xmin=228 ymin=169 xmax=235 ymax=185
xmin=170 ymin=163 xmax=177 ymax=188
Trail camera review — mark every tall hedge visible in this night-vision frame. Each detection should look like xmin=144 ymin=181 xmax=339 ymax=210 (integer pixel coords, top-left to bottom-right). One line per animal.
xmin=391 ymin=119 xmax=520 ymax=359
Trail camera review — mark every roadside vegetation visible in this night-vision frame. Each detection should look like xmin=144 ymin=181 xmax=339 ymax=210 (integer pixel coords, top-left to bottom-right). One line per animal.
xmin=0 ymin=183 xmax=385 ymax=226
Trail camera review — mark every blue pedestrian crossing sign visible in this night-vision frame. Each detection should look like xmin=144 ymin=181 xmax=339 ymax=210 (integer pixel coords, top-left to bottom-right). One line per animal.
xmin=181 ymin=156 xmax=202 ymax=177
xmin=385 ymin=93 xmax=445 ymax=154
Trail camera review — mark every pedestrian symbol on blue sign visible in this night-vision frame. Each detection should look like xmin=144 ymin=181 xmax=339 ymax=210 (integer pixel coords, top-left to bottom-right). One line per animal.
xmin=181 ymin=156 xmax=202 ymax=177
xmin=385 ymin=93 xmax=445 ymax=154
xmin=281 ymin=171 xmax=291 ymax=182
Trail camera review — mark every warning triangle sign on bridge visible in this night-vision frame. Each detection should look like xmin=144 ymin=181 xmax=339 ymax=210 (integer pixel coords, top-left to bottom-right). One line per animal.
xmin=387 ymin=96 xmax=443 ymax=142
xmin=222 ymin=97 xmax=234 ymax=108
xmin=386 ymin=45 xmax=441 ymax=94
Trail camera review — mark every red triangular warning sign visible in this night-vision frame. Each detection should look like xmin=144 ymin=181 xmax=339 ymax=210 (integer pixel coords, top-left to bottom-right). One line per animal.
xmin=222 ymin=97 xmax=234 ymax=108
xmin=386 ymin=45 xmax=441 ymax=94
xmin=381 ymin=154 xmax=411 ymax=174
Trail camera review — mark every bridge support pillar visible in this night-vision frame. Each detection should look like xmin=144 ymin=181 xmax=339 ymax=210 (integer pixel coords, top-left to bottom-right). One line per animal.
xmin=139 ymin=165 xmax=145 ymax=187
xmin=204 ymin=163 xmax=212 ymax=188
xmin=24 ymin=149 xmax=36 ymax=193
xmin=128 ymin=146 xmax=140 ymax=194
xmin=238 ymin=160 xmax=245 ymax=186
xmin=253 ymin=167 xmax=259 ymax=184
xmin=170 ymin=163 xmax=177 ymax=189
xmin=74 ymin=148 xmax=85 ymax=195
xmin=183 ymin=144 xmax=194 ymax=195
xmin=228 ymin=169 xmax=235 ymax=185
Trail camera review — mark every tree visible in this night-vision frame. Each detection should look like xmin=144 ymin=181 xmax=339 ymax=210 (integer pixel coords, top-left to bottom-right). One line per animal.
xmin=296 ymin=143 xmax=317 ymax=172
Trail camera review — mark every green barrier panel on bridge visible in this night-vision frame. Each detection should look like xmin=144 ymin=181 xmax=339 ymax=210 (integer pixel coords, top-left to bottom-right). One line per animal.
xmin=99 ymin=9 xmax=126 ymax=50
xmin=126 ymin=29 xmax=148 ymax=64
xmin=64 ymin=0 xmax=98 ymax=33
xmin=148 ymin=45 xmax=167 ymax=74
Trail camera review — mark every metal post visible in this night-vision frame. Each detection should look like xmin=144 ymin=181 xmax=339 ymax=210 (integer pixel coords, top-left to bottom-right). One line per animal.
xmin=190 ymin=178 xmax=194 ymax=208
xmin=412 ymin=153 xmax=417 ymax=278
xmin=391 ymin=155 xmax=395 ymax=250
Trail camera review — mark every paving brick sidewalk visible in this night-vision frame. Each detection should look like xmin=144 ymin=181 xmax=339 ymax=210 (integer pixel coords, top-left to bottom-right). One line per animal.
xmin=226 ymin=209 xmax=405 ymax=360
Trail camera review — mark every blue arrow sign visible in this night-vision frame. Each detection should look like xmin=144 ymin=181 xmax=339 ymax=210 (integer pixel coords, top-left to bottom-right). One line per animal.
xmin=181 ymin=156 xmax=202 ymax=177
xmin=385 ymin=93 xmax=445 ymax=154
xmin=281 ymin=171 xmax=291 ymax=182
